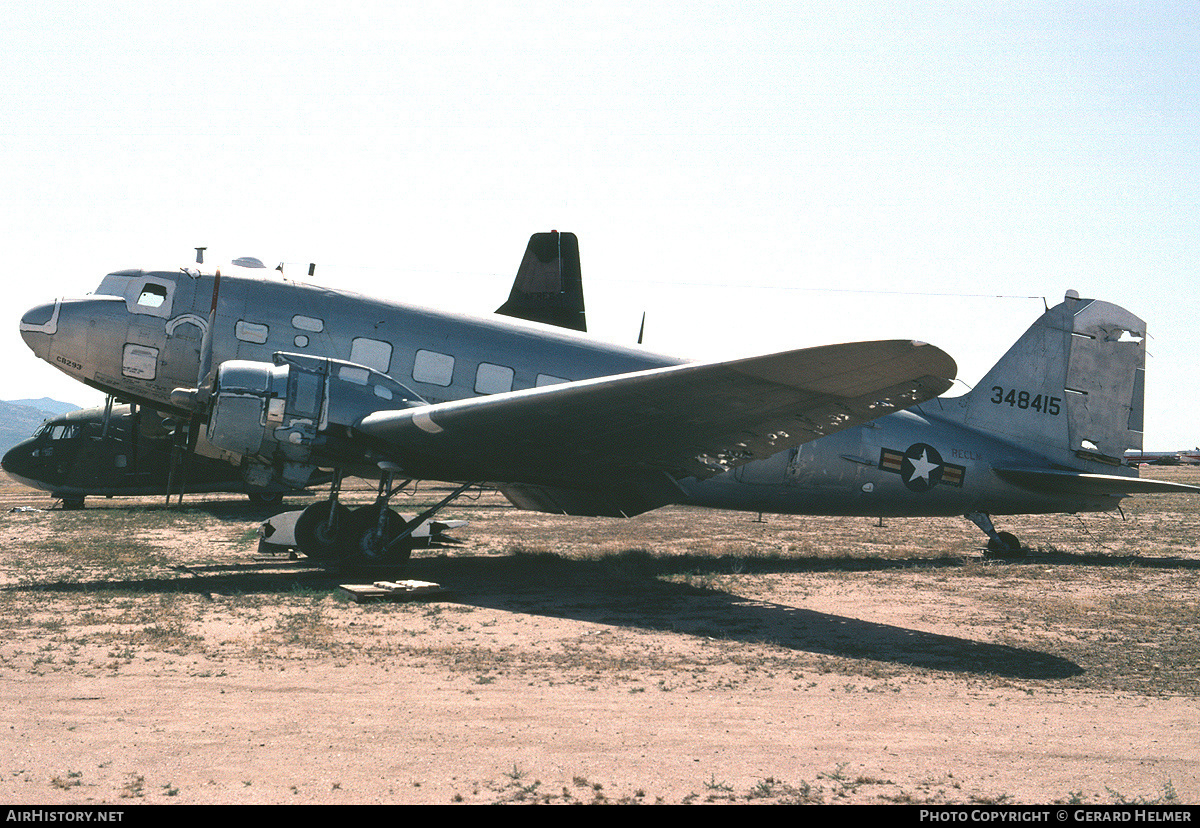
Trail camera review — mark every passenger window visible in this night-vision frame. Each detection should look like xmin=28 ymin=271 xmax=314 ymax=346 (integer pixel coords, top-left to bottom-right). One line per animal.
xmin=235 ymin=321 xmax=269 ymax=344
xmin=351 ymin=338 xmax=393 ymax=373
xmin=338 ymin=365 xmax=370 ymax=386
xmin=413 ymin=350 xmax=454 ymax=387
xmin=536 ymin=374 xmax=568 ymax=387
xmin=292 ymin=315 xmax=324 ymax=333
xmin=475 ymin=363 xmax=515 ymax=395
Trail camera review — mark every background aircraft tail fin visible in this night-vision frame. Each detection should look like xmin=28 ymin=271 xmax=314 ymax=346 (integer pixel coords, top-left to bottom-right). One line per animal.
xmin=495 ymin=230 xmax=587 ymax=332
xmin=940 ymin=292 xmax=1147 ymax=472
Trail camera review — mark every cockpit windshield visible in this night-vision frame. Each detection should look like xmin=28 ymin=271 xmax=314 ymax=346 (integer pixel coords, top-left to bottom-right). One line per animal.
xmin=37 ymin=423 xmax=80 ymax=441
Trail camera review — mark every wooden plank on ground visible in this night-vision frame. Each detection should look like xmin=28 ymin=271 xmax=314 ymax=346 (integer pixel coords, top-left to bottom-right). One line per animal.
xmin=339 ymin=580 xmax=448 ymax=603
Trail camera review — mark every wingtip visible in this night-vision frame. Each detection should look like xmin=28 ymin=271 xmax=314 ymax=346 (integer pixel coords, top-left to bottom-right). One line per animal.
xmin=928 ymin=342 xmax=958 ymax=380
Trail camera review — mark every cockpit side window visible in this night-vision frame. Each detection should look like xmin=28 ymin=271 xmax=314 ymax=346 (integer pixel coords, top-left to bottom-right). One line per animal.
xmin=137 ymin=284 xmax=168 ymax=308
xmin=128 ymin=277 xmax=174 ymax=317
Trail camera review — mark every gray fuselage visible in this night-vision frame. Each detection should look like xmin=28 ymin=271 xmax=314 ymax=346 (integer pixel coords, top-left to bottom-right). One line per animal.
xmin=18 ymin=267 xmax=1123 ymax=519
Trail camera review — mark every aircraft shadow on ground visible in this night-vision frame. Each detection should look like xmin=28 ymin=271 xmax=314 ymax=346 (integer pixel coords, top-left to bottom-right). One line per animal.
xmin=8 ymin=550 xmax=1083 ymax=681
xmin=66 ymin=493 xmax=513 ymax=520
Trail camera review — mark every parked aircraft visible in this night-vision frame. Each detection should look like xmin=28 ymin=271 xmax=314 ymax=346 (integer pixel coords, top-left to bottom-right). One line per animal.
xmin=0 ymin=402 xmax=306 ymax=508
xmin=1124 ymin=449 xmax=1200 ymax=466
xmin=18 ymin=233 xmax=1198 ymax=564
xmin=3 ymin=232 xmax=587 ymax=511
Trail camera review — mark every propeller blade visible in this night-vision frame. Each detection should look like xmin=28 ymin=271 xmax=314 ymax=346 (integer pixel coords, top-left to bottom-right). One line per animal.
xmin=195 ymin=268 xmax=221 ymax=405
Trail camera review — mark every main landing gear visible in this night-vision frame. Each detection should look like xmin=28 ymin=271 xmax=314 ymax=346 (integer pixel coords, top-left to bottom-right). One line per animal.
xmin=965 ymin=512 xmax=1026 ymax=559
xmin=293 ymin=467 xmax=474 ymax=567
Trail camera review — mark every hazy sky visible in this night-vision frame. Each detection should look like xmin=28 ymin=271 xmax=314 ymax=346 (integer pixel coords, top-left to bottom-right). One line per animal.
xmin=3 ymin=2 xmax=1198 ymax=449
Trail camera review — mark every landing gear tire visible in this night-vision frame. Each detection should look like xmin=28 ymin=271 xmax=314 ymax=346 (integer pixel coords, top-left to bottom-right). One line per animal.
xmin=60 ymin=496 xmax=85 ymax=510
xmin=294 ymin=501 xmax=352 ymax=562
xmin=347 ymin=505 xmax=414 ymax=565
xmin=247 ymin=491 xmax=283 ymax=507
xmin=985 ymin=531 xmax=1025 ymax=559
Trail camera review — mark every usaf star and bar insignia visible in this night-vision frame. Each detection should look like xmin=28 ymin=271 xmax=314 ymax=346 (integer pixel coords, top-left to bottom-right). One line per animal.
xmin=878 ymin=443 xmax=965 ymax=492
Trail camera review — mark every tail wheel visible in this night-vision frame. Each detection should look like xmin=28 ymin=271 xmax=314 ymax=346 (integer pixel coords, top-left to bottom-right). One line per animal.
xmin=294 ymin=501 xmax=352 ymax=561
xmin=985 ymin=531 xmax=1025 ymax=559
xmin=247 ymin=491 xmax=283 ymax=507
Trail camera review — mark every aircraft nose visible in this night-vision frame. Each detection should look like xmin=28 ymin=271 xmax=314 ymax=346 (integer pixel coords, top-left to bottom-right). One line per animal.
xmin=19 ymin=300 xmax=59 ymax=358
xmin=1 ymin=440 xmax=32 ymax=479
xmin=1 ymin=439 xmax=48 ymax=494
xmin=1 ymin=443 xmax=21 ymax=474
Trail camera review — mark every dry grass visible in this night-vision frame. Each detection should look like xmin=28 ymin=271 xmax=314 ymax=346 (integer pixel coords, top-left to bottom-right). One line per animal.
xmin=3 ymin=470 xmax=1199 ymax=693
xmin=1 ymin=467 xmax=1198 ymax=804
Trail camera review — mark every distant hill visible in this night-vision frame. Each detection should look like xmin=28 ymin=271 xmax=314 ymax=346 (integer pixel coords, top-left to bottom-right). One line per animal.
xmin=0 ymin=398 xmax=83 ymax=456
xmin=7 ymin=397 xmax=82 ymax=417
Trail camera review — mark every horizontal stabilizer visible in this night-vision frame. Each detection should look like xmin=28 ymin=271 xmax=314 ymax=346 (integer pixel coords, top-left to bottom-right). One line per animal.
xmin=993 ymin=467 xmax=1200 ymax=497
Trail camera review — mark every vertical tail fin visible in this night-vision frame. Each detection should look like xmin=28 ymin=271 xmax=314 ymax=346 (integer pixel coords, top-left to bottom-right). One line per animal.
xmin=945 ymin=292 xmax=1146 ymax=470
xmin=495 ymin=231 xmax=586 ymax=332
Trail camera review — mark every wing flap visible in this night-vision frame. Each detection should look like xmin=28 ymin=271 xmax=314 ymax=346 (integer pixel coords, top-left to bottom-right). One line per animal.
xmin=355 ymin=339 xmax=955 ymax=489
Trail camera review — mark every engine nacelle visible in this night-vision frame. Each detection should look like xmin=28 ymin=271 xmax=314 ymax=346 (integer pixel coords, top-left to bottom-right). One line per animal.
xmin=205 ymin=352 xmax=424 ymax=485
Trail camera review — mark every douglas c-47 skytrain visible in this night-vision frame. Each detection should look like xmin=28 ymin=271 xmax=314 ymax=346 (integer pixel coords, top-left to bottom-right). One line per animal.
xmin=15 ymin=232 xmax=1199 ymax=564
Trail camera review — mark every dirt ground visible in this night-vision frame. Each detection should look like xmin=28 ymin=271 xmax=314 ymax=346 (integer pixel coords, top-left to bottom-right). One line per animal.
xmin=1 ymin=469 xmax=1197 ymax=805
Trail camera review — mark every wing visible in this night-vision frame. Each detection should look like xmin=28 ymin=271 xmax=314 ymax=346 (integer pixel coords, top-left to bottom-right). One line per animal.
xmin=353 ymin=340 xmax=955 ymax=515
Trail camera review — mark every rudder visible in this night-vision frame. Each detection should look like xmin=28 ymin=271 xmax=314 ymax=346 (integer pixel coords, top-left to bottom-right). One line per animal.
xmin=946 ymin=291 xmax=1146 ymax=471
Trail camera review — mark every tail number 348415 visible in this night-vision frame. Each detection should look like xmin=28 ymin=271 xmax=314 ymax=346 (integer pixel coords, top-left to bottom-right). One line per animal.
xmin=990 ymin=386 xmax=1061 ymax=415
